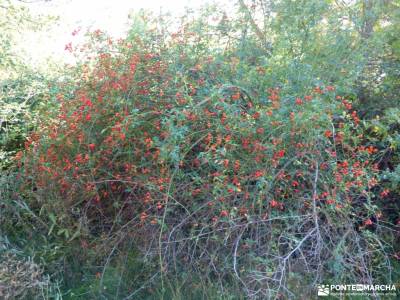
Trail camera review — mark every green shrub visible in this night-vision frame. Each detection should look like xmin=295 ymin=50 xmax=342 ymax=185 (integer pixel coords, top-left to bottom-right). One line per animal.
xmin=2 ymin=2 xmax=399 ymax=298
xmin=16 ymin=23 xmax=397 ymax=298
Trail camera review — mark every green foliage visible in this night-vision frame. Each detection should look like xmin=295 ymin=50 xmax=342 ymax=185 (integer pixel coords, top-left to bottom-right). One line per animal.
xmin=0 ymin=0 xmax=59 ymax=170
xmin=0 ymin=74 xmax=51 ymax=169
xmin=1 ymin=1 xmax=400 ymax=299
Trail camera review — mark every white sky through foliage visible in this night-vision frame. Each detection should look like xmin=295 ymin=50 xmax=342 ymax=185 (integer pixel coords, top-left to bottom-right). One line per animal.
xmin=16 ymin=0 xmax=229 ymax=68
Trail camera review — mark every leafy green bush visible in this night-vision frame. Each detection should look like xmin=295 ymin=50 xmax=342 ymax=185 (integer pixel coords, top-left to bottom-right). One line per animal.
xmin=0 ymin=74 xmax=51 ymax=170
xmin=364 ymin=108 xmax=400 ymax=245
xmin=15 ymin=20 xmax=397 ymax=297
xmin=2 ymin=1 xmax=399 ymax=298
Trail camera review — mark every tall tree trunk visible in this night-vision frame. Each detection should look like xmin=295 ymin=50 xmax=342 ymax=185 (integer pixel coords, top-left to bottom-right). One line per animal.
xmin=357 ymin=0 xmax=377 ymax=108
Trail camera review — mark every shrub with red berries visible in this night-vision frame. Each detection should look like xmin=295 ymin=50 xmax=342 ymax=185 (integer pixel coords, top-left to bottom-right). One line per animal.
xmin=16 ymin=24 xmax=395 ymax=299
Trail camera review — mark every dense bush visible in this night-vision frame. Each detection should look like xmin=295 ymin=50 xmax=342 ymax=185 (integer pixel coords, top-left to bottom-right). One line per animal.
xmin=1 ymin=1 xmax=399 ymax=299
xmin=0 ymin=74 xmax=53 ymax=170
xmin=15 ymin=22 xmax=396 ymax=298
